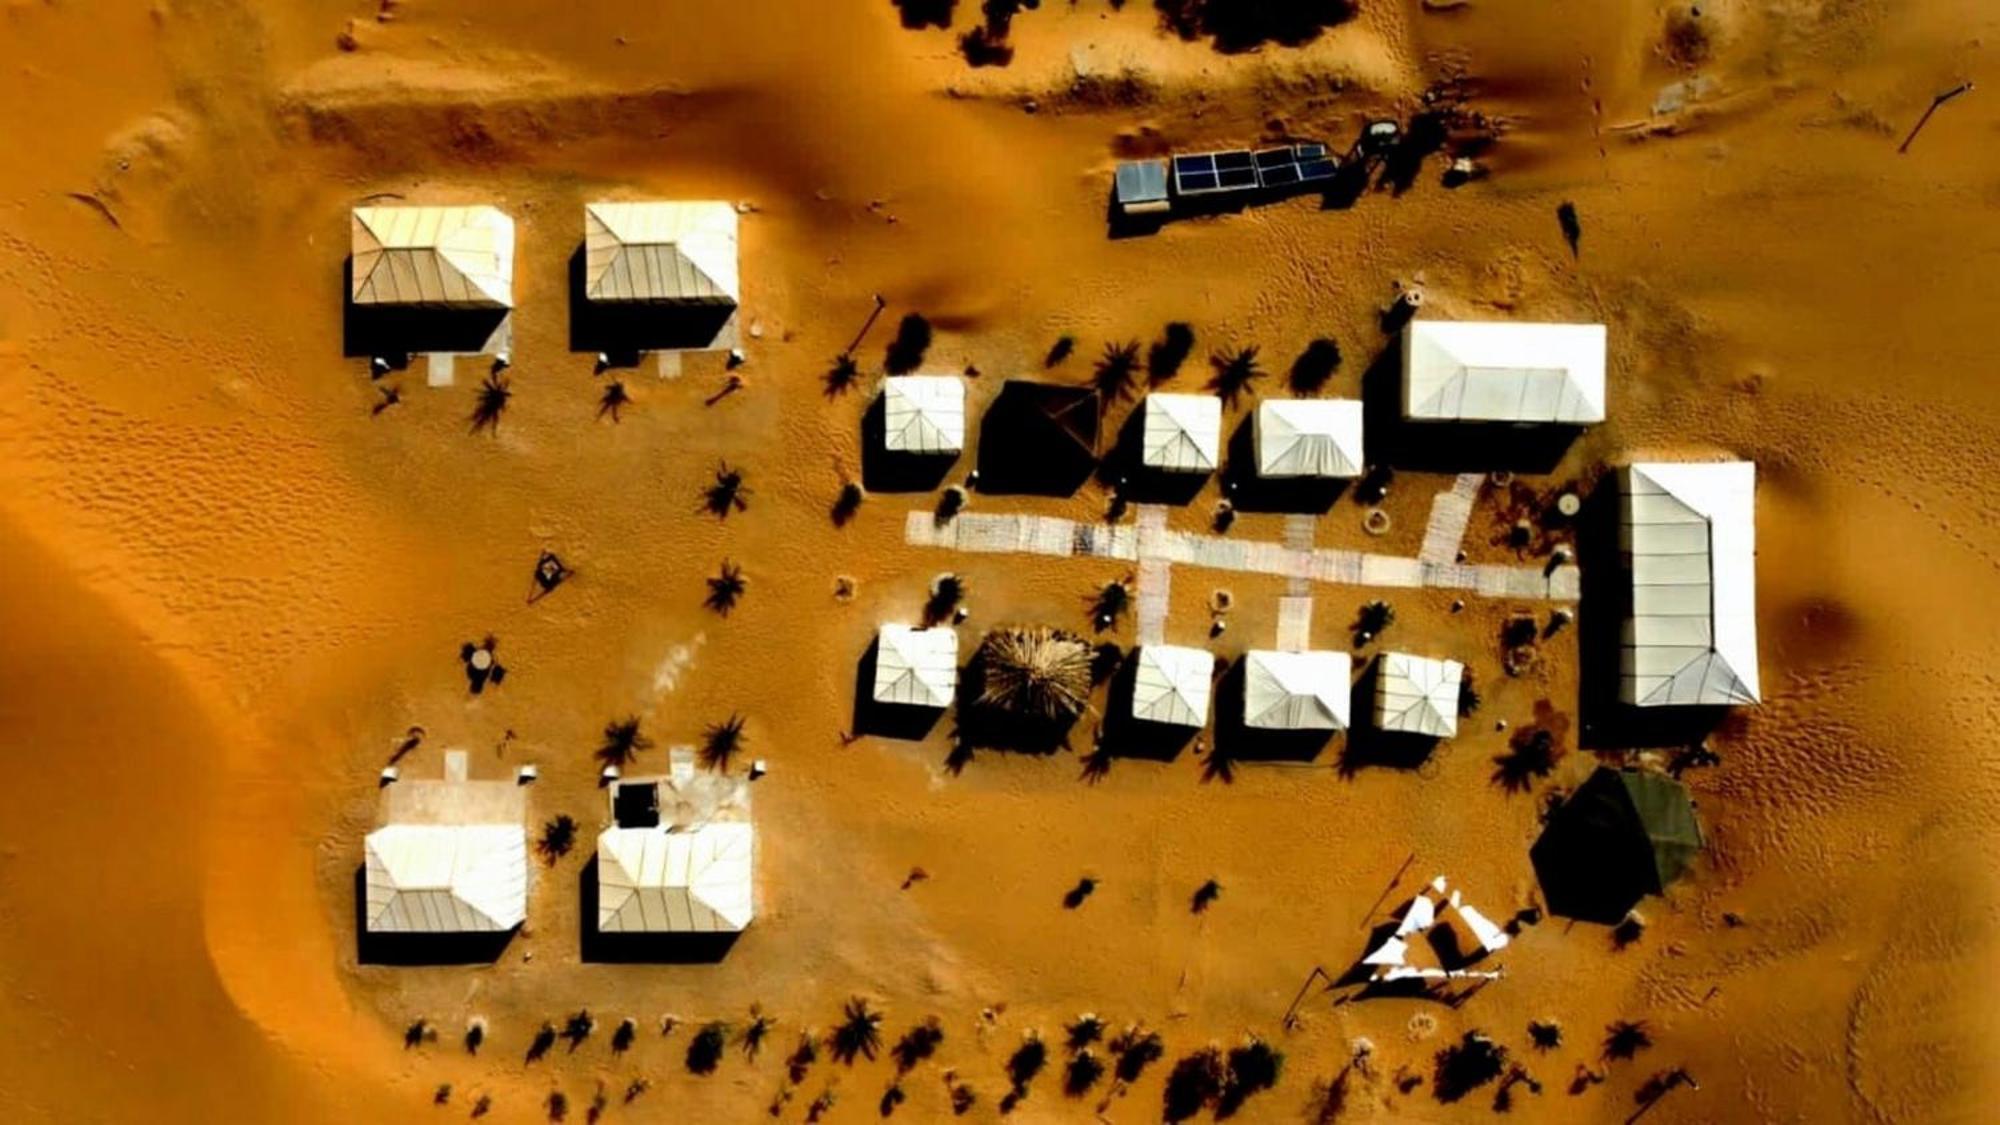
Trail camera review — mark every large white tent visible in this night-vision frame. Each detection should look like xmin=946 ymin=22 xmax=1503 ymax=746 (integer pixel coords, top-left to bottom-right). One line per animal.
xmin=582 ymin=201 xmax=740 ymax=304
xmin=1373 ymin=652 xmax=1463 ymax=738
xmin=596 ymin=822 xmax=754 ymax=933
xmin=1130 ymin=644 xmax=1214 ymax=728
xmin=1620 ymin=461 xmax=1760 ymax=707
xmin=1402 ymin=320 xmax=1606 ymax=424
xmin=1254 ymin=399 xmax=1364 ymax=478
xmin=872 ymin=624 xmax=959 ymax=709
xmin=362 ymin=824 xmax=528 ymax=933
xmin=1141 ymin=393 xmax=1223 ymax=473
xmin=881 ymin=375 xmax=966 ymax=455
xmin=351 ymin=205 xmax=515 ymax=308
xmin=1242 ymin=650 xmax=1352 ymax=730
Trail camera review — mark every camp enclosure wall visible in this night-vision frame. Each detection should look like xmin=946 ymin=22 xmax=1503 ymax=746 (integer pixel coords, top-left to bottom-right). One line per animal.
xmin=1402 ymin=320 xmax=1607 ymax=424
xmin=1620 ymin=461 xmax=1760 ymax=707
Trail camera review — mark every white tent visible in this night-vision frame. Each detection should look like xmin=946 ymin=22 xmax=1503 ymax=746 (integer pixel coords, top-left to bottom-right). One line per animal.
xmin=596 ymin=823 xmax=753 ymax=933
xmin=1254 ymin=399 xmax=1364 ymax=479
xmin=1373 ymin=651 xmax=1463 ymax=738
xmin=1130 ymin=644 xmax=1214 ymax=727
xmin=362 ymin=824 xmax=528 ymax=933
xmin=1141 ymin=393 xmax=1222 ymax=473
xmin=882 ymin=375 xmax=966 ymax=455
xmin=1242 ymin=650 xmax=1352 ymax=730
xmin=1402 ymin=320 xmax=1606 ymax=424
xmin=1621 ymin=461 xmax=1760 ymax=706
xmin=1358 ymin=875 xmax=1510 ymax=983
xmin=582 ymin=201 xmax=739 ymax=304
xmin=872 ymin=624 xmax=959 ymax=709
xmin=351 ymin=205 xmax=515 ymax=308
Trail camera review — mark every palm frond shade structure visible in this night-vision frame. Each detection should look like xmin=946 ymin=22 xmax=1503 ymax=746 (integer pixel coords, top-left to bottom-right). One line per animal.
xmin=351 ymin=205 xmax=515 ymax=308
xmin=583 ymin=201 xmax=739 ymax=304
xmin=1254 ymin=399 xmax=1364 ymax=479
xmin=1129 ymin=644 xmax=1214 ymax=728
xmin=1402 ymin=320 xmax=1606 ymax=424
xmin=1140 ymin=393 xmax=1223 ymax=473
xmin=977 ymin=626 xmax=1094 ymax=722
xmin=873 ymin=624 xmax=959 ymax=709
xmin=1242 ymin=650 xmax=1352 ymax=730
xmin=1373 ymin=651 xmax=1463 ymax=738
xmin=881 ymin=375 xmax=966 ymax=455
xmin=596 ymin=823 xmax=753 ymax=933
xmin=1620 ymin=461 xmax=1760 ymax=707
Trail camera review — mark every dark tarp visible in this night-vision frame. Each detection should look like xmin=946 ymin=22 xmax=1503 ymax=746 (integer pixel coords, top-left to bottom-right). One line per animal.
xmin=1530 ymin=767 xmax=1703 ymax=924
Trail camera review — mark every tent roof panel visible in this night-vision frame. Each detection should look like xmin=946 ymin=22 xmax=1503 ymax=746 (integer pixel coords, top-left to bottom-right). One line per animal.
xmin=1254 ymin=399 xmax=1364 ymax=479
xmin=1243 ymin=649 xmax=1352 ymax=730
xmin=1402 ymin=320 xmax=1606 ymax=423
xmin=1130 ymin=644 xmax=1214 ymax=727
xmin=1620 ymin=462 xmax=1759 ymax=706
xmin=872 ymin=624 xmax=959 ymax=708
xmin=882 ymin=375 xmax=967 ymax=454
xmin=1373 ymin=651 xmax=1462 ymax=738
xmin=1141 ymin=393 xmax=1222 ymax=473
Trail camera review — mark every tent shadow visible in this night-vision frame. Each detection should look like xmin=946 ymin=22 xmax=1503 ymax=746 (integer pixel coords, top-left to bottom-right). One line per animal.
xmin=1101 ymin=406 xmax=1210 ymax=506
xmin=565 ymin=246 xmax=737 ymax=358
xmin=1571 ymin=480 xmax=1732 ymax=751
xmin=1357 ymin=341 xmax=1583 ymax=475
xmin=974 ymin=381 xmax=1101 ymax=496
xmin=1207 ymin=659 xmax=1336 ymax=773
xmin=577 ymin=856 xmax=743 ymax=964
xmin=341 ymin=257 xmax=511 ymax=361
xmin=859 ymin=394 xmax=959 ymax=493
xmin=1099 ymin=655 xmax=1204 ymax=761
xmin=852 ymin=637 xmax=947 ymax=741
xmin=1218 ymin=413 xmax=1346 ymax=514
xmin=353 ymin=865 xmax=516 ymax=966
xmin=1335 ymin=661 xmax=1443 ymax=776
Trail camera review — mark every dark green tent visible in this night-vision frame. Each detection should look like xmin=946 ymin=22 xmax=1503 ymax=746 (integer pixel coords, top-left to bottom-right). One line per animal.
xmin=1530 ymin=767 xmax=1703 ymax=923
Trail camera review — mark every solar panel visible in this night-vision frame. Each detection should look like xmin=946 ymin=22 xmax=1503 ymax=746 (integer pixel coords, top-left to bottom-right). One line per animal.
xmin=1174 ymin=150 xmax=1260 ymax=196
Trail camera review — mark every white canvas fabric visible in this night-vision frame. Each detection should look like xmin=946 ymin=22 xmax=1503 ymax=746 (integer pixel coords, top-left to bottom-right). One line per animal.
xmin=597 ymin=823 xmax=753 ymax=933
xmin=1357 ymin=875 xmax=1509 ymax=983
xmin=1254 ymin=399 xmax=1364 ymax=478
xmin=873 ymin=624 xmax=959 ymax=708
xmin=1141 ymin=393 xmax=1222 ymax=472
xmin=882 ymin=376 xmax=966 ymax=454
xmin=363 ymin=824 xmax=528 ymax=933
xmin=351 ymin=206 xmax=515 ymax=308
xmin=1620 ymin=461 xmax=1760 ymax=706
xmin=1373 ymin=651 xmax=1463 ymax=738
xmin=1402 ymin=320 xmax=1606 ymax=423
xmin=1131 ymin=644 xmax=1214 ymax=727
xmin=1242 ymin=650 xmax=1352 ymax=730
xmin=583 ymin=201 xmax=740 ymax=303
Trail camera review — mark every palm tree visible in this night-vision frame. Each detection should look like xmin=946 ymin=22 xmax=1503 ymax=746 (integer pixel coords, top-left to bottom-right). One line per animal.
xmin=703 ymin=462 xmax=751 ymax=518
xmin=742 ymin=1006 xmax=776 ymax=1059
xmin=1288 ymin=337 xmax=1342 ymax=393
xmin=830 ymin=997 xmax=884 ymax=1064
xmin=1111 ymin=1025 xmax=1165 ymax=1083
xmin=832 ymin=480 xmax=865 ymax=526
xmin=824 ymin=353 xmax=860 ymax=398
xmin=1045 ymin=334 xmax=1076 ymax=367
xmin=597 ymin=716 xmax=653 ymax=767
xmin=891 ymin=1016 xmax=945 ymax=1073
xmin=1602 ymin=1020 xmax=1652 ymax=1061
xmin=598 ymin=379 xmax=631 ymax=421
xmin=1148 ymin=322 xmax=1195 ymax=384
xmin=1191 ymin=879 xmax=1223 ymax=913
xmin=977 ymin=626 xmax=1094 ymax=722
xmin=1221 ymin=1035 xmax=1284 ymax=1113
xmin=545 ymin=1091 xmax=568 ymax=1121
xmin=787 ymin=1030 xmax=820 ymax=1084
xmin=538 ymin=815 xmax=578 ymax=863
xmin=1355 ymin=599 xmax=1395 ymax=639
xmin=1090 ymin=579 xmax=1131 ymax=631
xmin=1492 ymin=728 xmax=1560 ymax=793
xmin=469 ymin=374 xmax=511 ymax=433
xmin=1163 ymin=1045 xmax=1227 ymax=1122
xmin=700 ymin=713 xmax=747 ymax=771
xmin=1433 ymin=1031 xmax=1509 ymax=1103
xmin=1065 ymin=1014 xmax=1104 ymax=1050
xmin=562 ymin=1009 xmax=594 ymax=1049
xmin=526 ymin=1022 xmax=557 ymax=1063
xmin=1528 ymin=1020 xmax=1562 ymax=1051
xmin=1093 ymin=340 xmax=1141 ymax=403
xmin=924 ymin=573 xmax=966 ymax=626
xmin=612 ymin=1018 xmax=637 ymax=1053
xmin=1458 ymin=672 xmax=1482 ymax=718
xmin=1207 ymin=346 xmax=1263 ymax=404
xmin=1065 ymin=1049 xmax=1106 ymax=1097
xmin=705 ymin=560 xmax=747 ymax=615
xmin=1007 ymin=1032 xmax=1048 ymax=1095
xmin=687 ymin=1021 xmax=729 ymax=1074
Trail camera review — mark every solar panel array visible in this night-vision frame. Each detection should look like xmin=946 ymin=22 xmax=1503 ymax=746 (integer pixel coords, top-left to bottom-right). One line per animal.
xmin=1253 ymin=143 xmax=1339 ymax=189
xmin=1172 ymin=150 xmax=1259 ymax=196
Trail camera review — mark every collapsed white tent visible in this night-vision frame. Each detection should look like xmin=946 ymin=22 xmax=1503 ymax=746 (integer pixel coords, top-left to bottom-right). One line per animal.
xmin=1130 ymin=644 xmax=1214 ymax=727
xmin=1402 ymin=320 xmax=1606 ymax=424
xmin=881 ymin=375 xmax=966 ymax=455
xmin=1242 ymin=650 xmax=1352 ymax=730
xmin=582 ymin=201 xmax=740 ymax=304
xmin=363 ymin=824 xmax=528 ymax=933
xmin=351 ymin=205 xmax=515 ymax=308
xmin=597 ymin=822 xmax=754 ymax=933
xmin=872 ymin=624 xmax=959 ymax=709
xmin=1254 ymin=399 xmax=1364 ymax=479
xmin=1373 ymin=651 xmax=1463 ymax=738
xmin=1359 ymin=875 xmax=1510 ymax=983
xmin=1621 ymin=461 xmax=1760 ymax=707
xmin=1141 ymin=393 xmax=1223 ymax=473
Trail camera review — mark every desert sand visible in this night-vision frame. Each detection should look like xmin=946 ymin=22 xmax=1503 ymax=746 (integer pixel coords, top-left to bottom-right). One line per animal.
xmin=2 ymin=1 xmax=1999 ymax=1122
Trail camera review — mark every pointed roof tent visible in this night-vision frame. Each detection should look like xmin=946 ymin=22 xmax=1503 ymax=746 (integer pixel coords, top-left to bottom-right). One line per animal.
xmin=1620 ymin=461 xmax=1760 ymax=707
xmin=583 ymin=201 xmax=740 ymax=304
xmin=364 ymin=824 xmax=528 ymax=932
xmin=1373 ymin=651 xmax=1463 ymax=738
xmin=882 ymin=375 xmax=966 ymax=455
xmin=1141 ymin=393 xmax=1223 ymax=473
xmin=1130 ymin=644 xmax=1214 ymax=727
xmin=351 ymin=205 xmax=515 ymax=309
xmin=1254 ymin=399 xmax=1364 ymax=479
xmin=1243 ymin=650 xmax=1352 ymax=730
xmin=872 ymin=624 xmax=959 ymax=709
xmin=1530 ymin=767 xmax=1703 ymax=923
xmin=1402 ymin=320 xmax=1606 ymax=424
xmin=596 ymin=822 xmax=754 ymax=933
